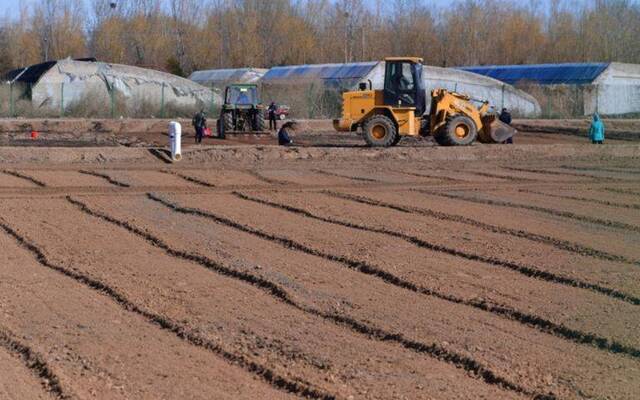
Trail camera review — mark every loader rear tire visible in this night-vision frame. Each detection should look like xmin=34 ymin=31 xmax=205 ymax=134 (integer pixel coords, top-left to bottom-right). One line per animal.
xmin=434 ymin=115 xmax=477 ymax=146
xmin=363 ymin=115 xmax=398 ymax=147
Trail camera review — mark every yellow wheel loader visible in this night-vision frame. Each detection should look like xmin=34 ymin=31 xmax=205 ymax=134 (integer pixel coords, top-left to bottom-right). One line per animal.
xmin=333 ymin=57 xmax=516 ymax=147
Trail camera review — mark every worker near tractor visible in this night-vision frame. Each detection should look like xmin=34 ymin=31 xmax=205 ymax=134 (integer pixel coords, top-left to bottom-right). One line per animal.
xmin=268 ymin=102 xmax=278 ymax=131
xmin=278 ymin=120 xmax=297 ymax=146
xmin=499 ymin=108 xmax=513 ymax=144
xmin=589 ymin=113 xmax=605 ymax=144
xmin=192 ymin=109 xmax=207 ymax=144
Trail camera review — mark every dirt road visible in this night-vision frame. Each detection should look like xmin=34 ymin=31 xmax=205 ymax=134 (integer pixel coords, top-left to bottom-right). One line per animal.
xmin=0 ymin=145 xmax=639 ymax=399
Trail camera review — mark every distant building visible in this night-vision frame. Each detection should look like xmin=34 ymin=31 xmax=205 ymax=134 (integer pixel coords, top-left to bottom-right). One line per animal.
xmin=458 ymin=63 xmax=640 ymax=117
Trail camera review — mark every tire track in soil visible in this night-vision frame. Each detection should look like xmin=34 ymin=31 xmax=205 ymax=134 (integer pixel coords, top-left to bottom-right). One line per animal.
xmin=323 ymin=191 xmax=636 ymax=266
xmin=1 ymin=170 xmax=47 ymax=187
xmin=311 ymin=169 xmax=380 ymax=183
xmin=77 ymin=170 xmax=130 ymax=188
xmin=502 ymin=166 xmax=631 ymax=182
xmin=416 ymin=189 xmax=640 ymax=235
xmin=0 ymin=216 xmax=335 ymax=400
xmin=518 ymin=189 xmax=640 ymax=211
xmin=393 ymin=170 xmax=465 ymax=183
xmin=245 ymin=170 xmax=289 ymax=185
xmin=602 ymin=187 xmax=640 ymax=197
xmin=66 ymin=195 xmax=548 ymax=400
xmin=162 ymin=170 xmax=216 ymax=188
xmin=0 ymin=328 xmax=69 ymax=399
xmin=461 ymin=171 xmax=539 ymax=182
xmin=560 ymin=165 xmax=640 ymax=176
xmin=148 ymin=193 xmax=640 ymax=362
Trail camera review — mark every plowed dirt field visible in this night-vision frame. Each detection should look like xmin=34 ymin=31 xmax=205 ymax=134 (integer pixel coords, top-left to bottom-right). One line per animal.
xmin=1 ymin=146 xmax=639 ymax=400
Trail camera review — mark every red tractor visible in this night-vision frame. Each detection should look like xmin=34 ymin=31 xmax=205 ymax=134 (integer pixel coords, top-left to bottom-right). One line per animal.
xmin=265 ymin=104 xmax=290 ymax=120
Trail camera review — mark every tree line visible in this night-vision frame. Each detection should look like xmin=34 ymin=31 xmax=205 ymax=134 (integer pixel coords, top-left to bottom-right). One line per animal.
xmin=1 ymin=0 xmax=639 ymax=77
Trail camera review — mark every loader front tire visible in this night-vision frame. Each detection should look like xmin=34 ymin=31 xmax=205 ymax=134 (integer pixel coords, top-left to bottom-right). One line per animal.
xmin=434 ymin=115 xmax=477 ymax=146
xmin=363 ymin=115 xmax=398 ymax=147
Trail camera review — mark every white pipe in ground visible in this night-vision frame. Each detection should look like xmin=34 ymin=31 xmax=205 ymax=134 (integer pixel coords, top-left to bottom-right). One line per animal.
xmin=169 ymin=121 xmax=182 ymax=162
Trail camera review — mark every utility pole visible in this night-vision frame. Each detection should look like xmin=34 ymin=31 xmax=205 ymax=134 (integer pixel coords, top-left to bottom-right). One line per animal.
xmin=344 ymin=11 xmax=349 ymax=63
xmin=361 ymin=26 xmax=365 ymax=61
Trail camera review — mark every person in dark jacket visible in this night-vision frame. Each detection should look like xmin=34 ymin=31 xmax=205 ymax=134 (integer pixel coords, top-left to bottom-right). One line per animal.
xmin=278 ymin=121 xmax=297 ymax=146
xmin=192 ymin=109 xmax=207 ymax=144
xmin=499 ymin=108 xmax=513 ymax=144
xmin=268 ymin=102 xmax=278 ymax=131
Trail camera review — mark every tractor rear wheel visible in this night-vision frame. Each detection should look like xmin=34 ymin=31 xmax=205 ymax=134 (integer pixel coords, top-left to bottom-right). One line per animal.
xmin=363 ymin=115 xmax=398 ymax=147
xmin=434 ymin=115 xmax=477 ymax=146
xmin=223 ymin=112 xmax=234 ymax=132
xmin=216 ymin=118 xmax=225 ymax=139
xmin=254 ymin=113 xmax=267 ymax=132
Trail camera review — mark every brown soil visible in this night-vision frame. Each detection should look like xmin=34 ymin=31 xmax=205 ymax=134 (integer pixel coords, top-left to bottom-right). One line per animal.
xmin=0 ymin=143 xmax=639 ymax=400
xmin=1 ymin=118 xmax=638 ymax=148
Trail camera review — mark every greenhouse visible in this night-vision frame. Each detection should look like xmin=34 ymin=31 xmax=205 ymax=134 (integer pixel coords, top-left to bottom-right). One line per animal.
xmin=459 ymin=63 xmax=640 ymax=117
xmin=259 ymin=61 xmax=540 ymax=118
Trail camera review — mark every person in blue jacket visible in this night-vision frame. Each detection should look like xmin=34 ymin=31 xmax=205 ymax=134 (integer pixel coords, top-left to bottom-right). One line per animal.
xmin=278 ymin=121 xmax=297 ymax=146
xmin=589 ymin=113 xmax=605 ymax=144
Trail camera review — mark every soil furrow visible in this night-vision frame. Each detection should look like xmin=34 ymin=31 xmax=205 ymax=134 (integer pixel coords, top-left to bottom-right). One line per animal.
xmin=1 ymin=170 xmax=47 ymax=187
xmin=0 ymin=215 xmax=334 ymax=400
xmin=234 ymin=191 xmax=634 ymax=302
xmin=323 ymin=190 xmax=635 ymax=265
xmin=163 ymin=170 xmax=216 ymax=187
xmin=65 ymin=195 xmax=542 ymax=398
xmin=77 ymin=170 xmax=130 ymax=188
xmin=150 ymin=192 xmax=640 ymax=361
xmin=0 ymin=328 xmax=68 ymax=399
xmin=518 ymin=189 xmax=640 ymax=210
xmin=416 ymin=189 xmax=640 ymax=234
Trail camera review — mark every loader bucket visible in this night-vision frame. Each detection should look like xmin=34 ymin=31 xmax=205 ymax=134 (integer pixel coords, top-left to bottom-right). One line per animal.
xmin=478 ymin=115 xmax=517 ymax=144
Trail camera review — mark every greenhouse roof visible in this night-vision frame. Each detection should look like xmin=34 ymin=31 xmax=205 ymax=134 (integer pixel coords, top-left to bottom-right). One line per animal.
xmin=189 ymin=68 xmax=266 ymax=84
xmin=457 ymin=63 xmax=610 ymax=85
xmin=262 ymin=62 xmax=378 ymax=82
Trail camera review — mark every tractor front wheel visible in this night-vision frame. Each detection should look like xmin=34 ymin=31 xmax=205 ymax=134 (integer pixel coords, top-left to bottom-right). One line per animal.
xmin=363 ymin=115 xmax=398 ymax=147
xmin=434 ymin=115 xmax=478 ymax=146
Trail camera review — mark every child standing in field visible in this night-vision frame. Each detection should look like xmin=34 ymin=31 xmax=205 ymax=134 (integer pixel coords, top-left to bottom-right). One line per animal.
xmin=589 ymin=113 xmax=605 ymax=144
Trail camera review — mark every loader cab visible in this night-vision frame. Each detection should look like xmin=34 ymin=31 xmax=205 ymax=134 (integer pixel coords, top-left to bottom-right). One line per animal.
xmin=383 ymin=58 xmax=426 ymax=116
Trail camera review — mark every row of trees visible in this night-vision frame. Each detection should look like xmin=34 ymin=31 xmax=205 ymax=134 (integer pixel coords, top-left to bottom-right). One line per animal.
xmin=1 ymin=0 xmax=640 ymax=76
